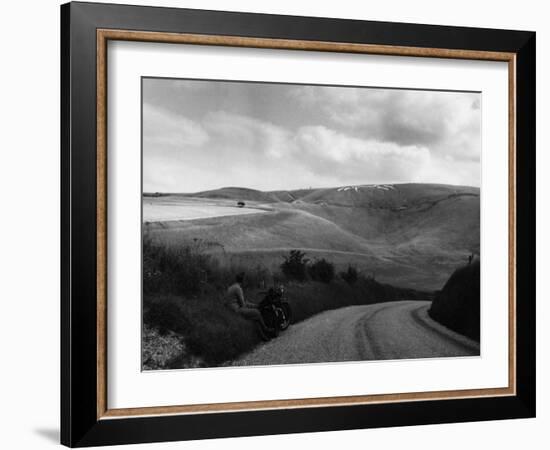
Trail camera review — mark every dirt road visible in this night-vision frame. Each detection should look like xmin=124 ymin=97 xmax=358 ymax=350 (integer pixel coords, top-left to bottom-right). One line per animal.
xmin=234 ymin=301 xmax=479 ymax=366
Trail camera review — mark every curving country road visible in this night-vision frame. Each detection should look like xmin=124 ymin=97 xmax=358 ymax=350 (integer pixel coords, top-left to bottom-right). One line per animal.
xmin=234 ymin=301 xmax=479 ymax=366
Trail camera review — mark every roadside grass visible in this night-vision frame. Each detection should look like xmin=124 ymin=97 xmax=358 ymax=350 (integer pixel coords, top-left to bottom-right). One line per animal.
xmin=143 ymin=238 xmax=433 ymax=369
xmin=144 ymin=294 xmax=260 ymax=368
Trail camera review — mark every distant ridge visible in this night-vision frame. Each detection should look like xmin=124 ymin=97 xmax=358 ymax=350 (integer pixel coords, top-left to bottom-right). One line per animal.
xmin=190 ymin=186 xmax=278 ymax=202
xmin=172 ymin=183 xmax=479 ymax=209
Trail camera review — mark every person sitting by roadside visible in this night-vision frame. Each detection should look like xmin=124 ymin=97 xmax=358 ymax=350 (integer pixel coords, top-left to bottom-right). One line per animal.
xmin=226 ymin=272 xmax=274 ymax=341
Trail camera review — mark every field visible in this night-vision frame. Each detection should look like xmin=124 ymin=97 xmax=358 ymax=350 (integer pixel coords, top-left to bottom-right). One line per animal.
xmin=143 ymin=196 xmax=270 ymax=222
xmin=144 ymin=183 xmax=479 ymax=291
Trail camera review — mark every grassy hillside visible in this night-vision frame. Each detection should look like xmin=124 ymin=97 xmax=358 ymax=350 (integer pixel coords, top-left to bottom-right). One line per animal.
xmin=145 ymin=183 xmax=479 ymax=290
xmin=186 ymin=183 xmax=478 ymax=207
xmin=290 ymin=183 xmax=476 ymax=208
xmin=146 ymin=209 xmax=381 ymax=254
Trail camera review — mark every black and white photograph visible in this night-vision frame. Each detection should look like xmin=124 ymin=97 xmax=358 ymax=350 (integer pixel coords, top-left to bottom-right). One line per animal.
xmin=1 ymin=0 xmax=542 ymax=447
xmin=141 ymin=77 xmax=481 ymax=370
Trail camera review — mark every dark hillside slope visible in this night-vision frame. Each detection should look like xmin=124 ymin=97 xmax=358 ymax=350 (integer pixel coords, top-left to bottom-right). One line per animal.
xmin=428 ymin=259 xmax=480 ymax=341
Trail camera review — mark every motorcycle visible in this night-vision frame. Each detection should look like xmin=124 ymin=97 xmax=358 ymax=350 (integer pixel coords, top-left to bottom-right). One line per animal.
xmin=257 ymin=286 xmax=292 ymax=336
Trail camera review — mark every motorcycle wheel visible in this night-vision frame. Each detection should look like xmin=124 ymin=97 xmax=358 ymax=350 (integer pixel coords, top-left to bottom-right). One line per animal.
xmin=279 ymin=303 xmax=291 ymax=330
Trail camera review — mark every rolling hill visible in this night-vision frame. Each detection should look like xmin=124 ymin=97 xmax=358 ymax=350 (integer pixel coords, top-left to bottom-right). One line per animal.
xmin=145 ymin=183 xmax=479 ymax=291
xmin=187 ymin=183 xmax=478 ymax=207
xmin=190 ymin=186 xmax=279 ymax=203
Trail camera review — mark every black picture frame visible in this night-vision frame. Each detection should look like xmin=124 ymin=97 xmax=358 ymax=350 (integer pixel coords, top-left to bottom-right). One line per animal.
xmin=61 ymin=1 xmax=535 ymax=447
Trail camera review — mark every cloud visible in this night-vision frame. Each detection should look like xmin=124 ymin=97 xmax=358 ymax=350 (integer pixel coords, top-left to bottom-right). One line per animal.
xmin=293 ymin=125 xmax=431 ymax=181
xmin=143 ymin=103 xmax=209 ymax=151
xmin=143 ymin=107 xmax=452 ymax=191
xmin=288 ymin=86 xmax=480 ymax=163
xmin=201 ymin=111 xmax=293 ymax=160
xmin=143 ymin=80 xmax=481 ymax=192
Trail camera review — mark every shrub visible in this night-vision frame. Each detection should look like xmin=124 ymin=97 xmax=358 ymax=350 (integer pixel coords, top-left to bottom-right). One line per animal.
xmin=143 ymin=298 xmax=190 ymax=336
xmin=280 ymin=250 xmax=309 ymax=281
xmin=340 ymin=265 xmax=359 ymax=284
xmin=308 ymin=258 xmax=335 ymax=283
xmin=144 ymin=294 xmax=261 ymax=366
xmin=429 ymin=260 xmax=480 ymax=341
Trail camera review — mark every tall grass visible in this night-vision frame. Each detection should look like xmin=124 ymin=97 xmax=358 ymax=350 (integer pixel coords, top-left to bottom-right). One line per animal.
xmin=144 ymin=295 xmax=259 ymax=367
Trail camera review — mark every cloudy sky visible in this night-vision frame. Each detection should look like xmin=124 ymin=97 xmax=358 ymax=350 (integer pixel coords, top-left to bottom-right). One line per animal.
xmin=143 ymin=78 xmax=480 ymax=192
